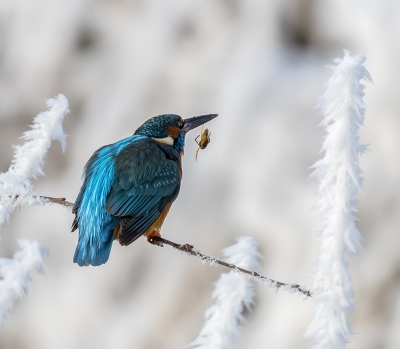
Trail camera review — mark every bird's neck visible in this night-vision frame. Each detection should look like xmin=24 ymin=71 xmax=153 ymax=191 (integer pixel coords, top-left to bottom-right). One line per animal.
xmin=151 ymin=132 xmax=185 ymax=154
xmin=155 ymin=142 xmax=180 ymax=161
xmin=173 ymin=132 xmax=185 ymax=153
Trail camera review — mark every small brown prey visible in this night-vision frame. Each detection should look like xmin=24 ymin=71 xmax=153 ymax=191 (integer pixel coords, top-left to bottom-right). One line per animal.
xmin=195 ymin=125 xmax=211 ymax=161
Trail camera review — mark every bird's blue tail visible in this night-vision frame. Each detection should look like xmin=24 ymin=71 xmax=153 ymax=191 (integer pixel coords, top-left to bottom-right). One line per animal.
xmin=73 ymin=233 xmax=113 ymax=267
xmin=73 ymin=215 xmax=119 ymax=267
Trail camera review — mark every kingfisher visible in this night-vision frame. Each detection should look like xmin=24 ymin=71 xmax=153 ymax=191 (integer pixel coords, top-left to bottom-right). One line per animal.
xmin=71 ymin=113 xmax=217 ymax=267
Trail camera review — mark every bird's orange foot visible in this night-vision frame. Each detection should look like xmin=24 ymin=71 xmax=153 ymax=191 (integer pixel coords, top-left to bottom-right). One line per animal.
xmin=147 ymin=231 xmax=163 ymax=247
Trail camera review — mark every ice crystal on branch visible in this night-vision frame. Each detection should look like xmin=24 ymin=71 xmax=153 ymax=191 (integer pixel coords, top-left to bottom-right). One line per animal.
xmin=0 ymin=240 xmax=48 ymax=329
xmin=304 ymin=51 xmax=371 ymax=349
xmin=0 ymin=94 xmax=70 ymax=227
xmin=188 ymin=237 xmax=260 ymax=349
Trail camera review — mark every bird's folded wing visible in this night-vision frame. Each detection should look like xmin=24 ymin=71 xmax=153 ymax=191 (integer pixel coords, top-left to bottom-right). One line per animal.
xmin=105 ymin=140 xmax=181 ymax=244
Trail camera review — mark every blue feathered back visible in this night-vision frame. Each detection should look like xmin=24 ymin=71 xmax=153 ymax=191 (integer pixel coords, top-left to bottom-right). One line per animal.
xmin=73 ymin=135 xmax=145 ymax=266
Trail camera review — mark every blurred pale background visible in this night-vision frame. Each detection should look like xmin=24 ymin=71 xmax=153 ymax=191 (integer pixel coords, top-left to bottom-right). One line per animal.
xmin=0 ymin=1 xmax=399 ymax=348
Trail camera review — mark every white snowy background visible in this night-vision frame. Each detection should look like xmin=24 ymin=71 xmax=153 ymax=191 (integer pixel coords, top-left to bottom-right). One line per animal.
xmin=0 ymin=1 xmax=399 ymax=348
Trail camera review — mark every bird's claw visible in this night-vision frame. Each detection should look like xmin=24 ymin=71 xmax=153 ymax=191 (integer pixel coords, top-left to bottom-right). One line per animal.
xmin=149 ymin=236 xmax=163 ymax=247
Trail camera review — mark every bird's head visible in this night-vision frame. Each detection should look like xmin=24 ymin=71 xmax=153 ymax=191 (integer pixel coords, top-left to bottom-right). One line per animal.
xmin=134 ymin=113 xmax=217 ymax=153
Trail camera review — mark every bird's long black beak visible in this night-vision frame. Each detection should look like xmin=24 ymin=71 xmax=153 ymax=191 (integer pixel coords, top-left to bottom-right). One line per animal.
xmin=182 ymin=114 xmax=218 ymax=132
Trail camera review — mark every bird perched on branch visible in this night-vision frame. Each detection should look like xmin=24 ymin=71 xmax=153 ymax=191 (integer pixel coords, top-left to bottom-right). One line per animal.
xmin=72 ymin=113 xmax=217 ymax=266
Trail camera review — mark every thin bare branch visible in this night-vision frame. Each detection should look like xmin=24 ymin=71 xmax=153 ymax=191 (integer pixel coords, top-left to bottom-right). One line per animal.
xmin=11 ymin=195 xmax=74 ymax=209
xmin=150 ymin=236 xmax=312 ymax=298
xmin=24 ymin=195 xmax=312 ymax=298
xmin=40 ymin=196 xmax=73 ymax=208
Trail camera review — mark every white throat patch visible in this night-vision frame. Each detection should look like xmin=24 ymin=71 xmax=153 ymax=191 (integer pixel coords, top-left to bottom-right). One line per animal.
xmin=153 ymin=136 xmax=174 ymax=146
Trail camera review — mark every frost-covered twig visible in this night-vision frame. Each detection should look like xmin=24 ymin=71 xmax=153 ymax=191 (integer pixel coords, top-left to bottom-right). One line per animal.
xmin=0 ymin=94 xmax=70 ymax=227
xmin=187 ymin=237 xmax=260 ymax=349
xmin=151 ymin=236 xmax=312 ymax=297
xmin=0 ymin=94 xmax=69 ymax=330
xmin=304 ymin=51 xmax=371 ymax=348
xmin=0 ymin=240 xmax=48 ymax=329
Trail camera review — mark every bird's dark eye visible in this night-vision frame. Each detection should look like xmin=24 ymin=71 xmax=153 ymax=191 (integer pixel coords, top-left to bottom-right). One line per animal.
xmin=178 ymin=119 xmax=185 ymax=129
